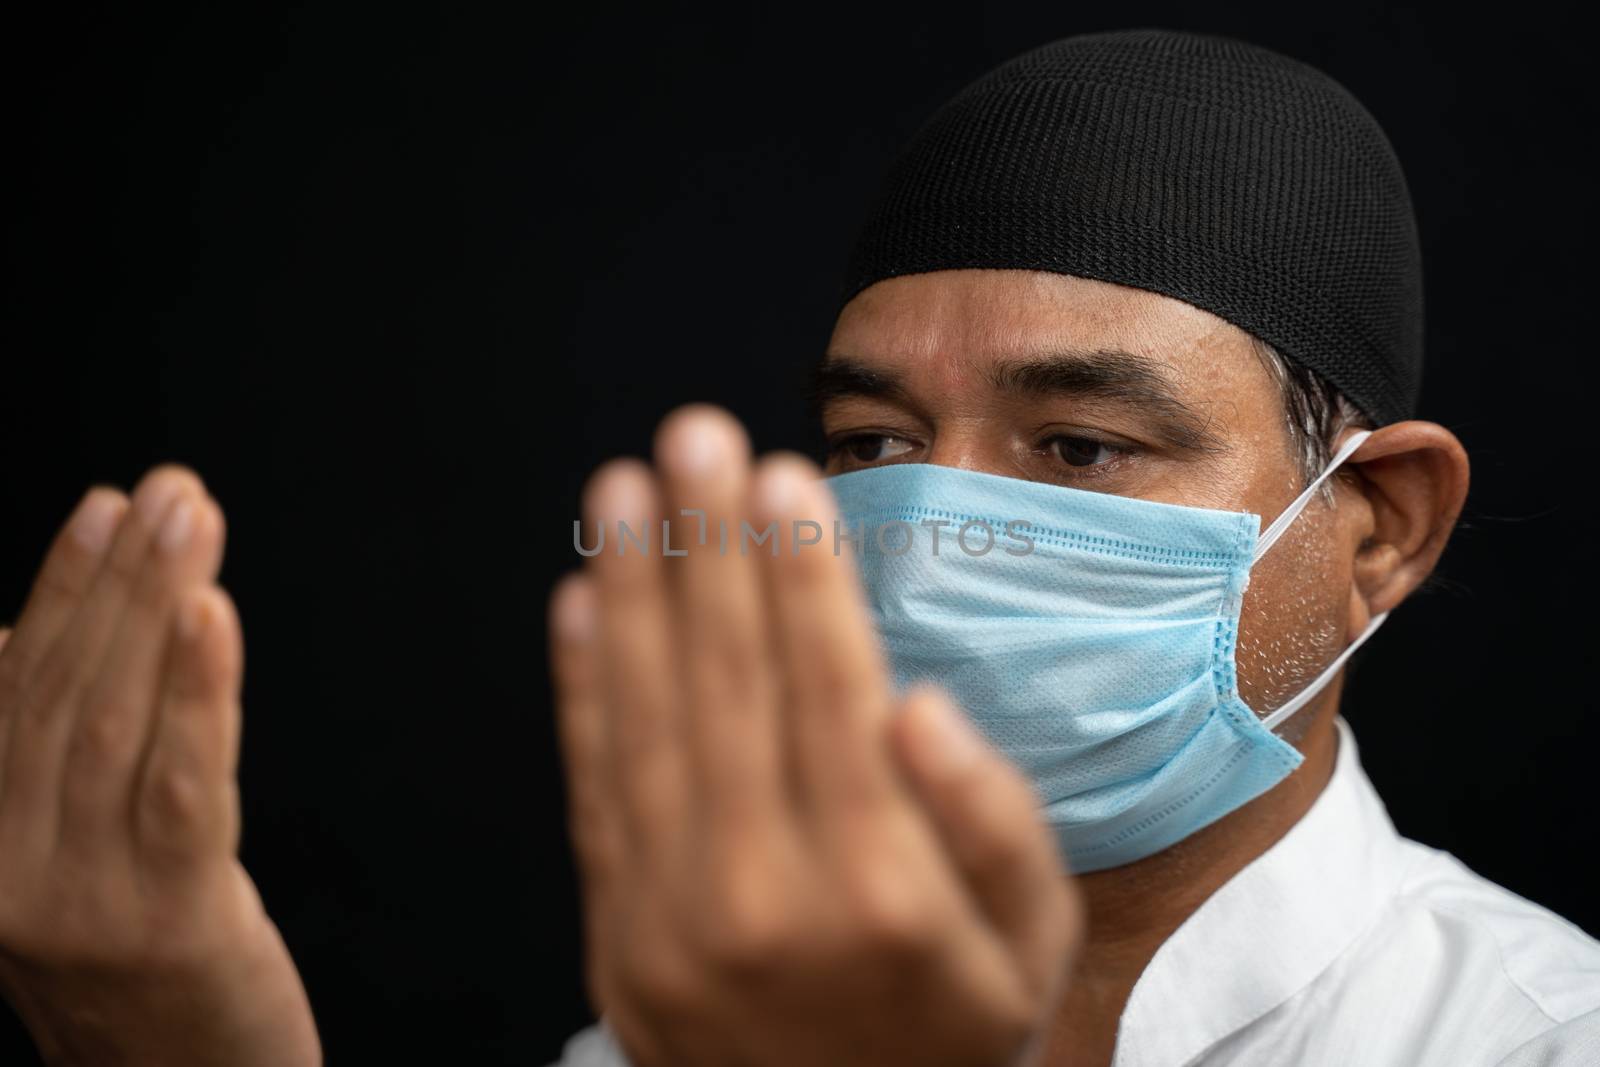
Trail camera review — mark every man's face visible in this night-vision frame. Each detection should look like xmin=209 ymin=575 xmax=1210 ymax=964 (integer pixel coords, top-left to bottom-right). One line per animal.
xmin=819 ymin=269 xmax=1375 ymax=726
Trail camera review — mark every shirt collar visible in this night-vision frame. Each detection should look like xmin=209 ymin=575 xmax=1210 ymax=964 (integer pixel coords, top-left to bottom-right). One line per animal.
xmin=1112 ymin=715 xmax=1413 ymax=1067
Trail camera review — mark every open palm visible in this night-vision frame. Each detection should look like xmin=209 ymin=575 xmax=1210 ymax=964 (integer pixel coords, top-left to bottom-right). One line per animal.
xmin=0 ymin=469 xmax=319 ymax=1066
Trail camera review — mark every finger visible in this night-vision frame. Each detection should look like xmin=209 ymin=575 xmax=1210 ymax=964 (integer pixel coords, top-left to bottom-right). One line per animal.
xmin=890 ymin=684 xmax=1083 ymax=993
xmin=653 ymin=406 xmax=787 ymax=839
xmin=0 ymin=467 xmax=198 ymax=847
xmin=751 ymin=454 xmax=899 ymax=826
xmin=136 ymin=584 xmax=242 ymax=865
xmin=584 ymin=458 xmax=690 ymax=862
xmin=549 ymin=571 xmax=622 ymax=896
xmin=0 ymin=489 xmax=127 ymax=792
xmin=62 ymin=490 xmax=226 ymax=854
xmin=549 ymin=571 xmax=631 ymax=1019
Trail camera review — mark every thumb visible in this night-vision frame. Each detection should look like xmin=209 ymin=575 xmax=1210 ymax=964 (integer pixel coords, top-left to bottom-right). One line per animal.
xmin=890 ymin=684 xmax=1083 ymax=994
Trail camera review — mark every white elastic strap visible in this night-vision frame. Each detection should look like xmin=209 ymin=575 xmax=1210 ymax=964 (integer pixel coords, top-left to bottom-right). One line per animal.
xmin=1252 ymin=429 xmax=1374 ymax=564
xmin=1261 ymin=609 xmax=1390 ymax=732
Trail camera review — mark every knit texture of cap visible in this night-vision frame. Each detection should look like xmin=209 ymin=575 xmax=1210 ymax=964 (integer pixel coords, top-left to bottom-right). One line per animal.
xmin=838 ymin=28 xmax=1424 ymax=426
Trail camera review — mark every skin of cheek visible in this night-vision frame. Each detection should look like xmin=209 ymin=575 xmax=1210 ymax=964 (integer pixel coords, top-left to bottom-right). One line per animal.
xmin=1233 ymin=488 xmax=1353 ymax=743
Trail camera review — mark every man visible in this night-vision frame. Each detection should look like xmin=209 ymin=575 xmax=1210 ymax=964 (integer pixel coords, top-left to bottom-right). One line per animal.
xmin=0 ymin=25 xmax=1594 ymax=1067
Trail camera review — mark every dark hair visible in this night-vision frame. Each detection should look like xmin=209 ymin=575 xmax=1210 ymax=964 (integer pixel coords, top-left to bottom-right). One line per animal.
xmin=1249 ymin=337 xmax=1371 ymax=501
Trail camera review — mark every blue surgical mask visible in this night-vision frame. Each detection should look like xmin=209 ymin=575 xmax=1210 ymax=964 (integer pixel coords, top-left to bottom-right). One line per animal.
xmin=823 ymin=431 xmax=1386 ymax=874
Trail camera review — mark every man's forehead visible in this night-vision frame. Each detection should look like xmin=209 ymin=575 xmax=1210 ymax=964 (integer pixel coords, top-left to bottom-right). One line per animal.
xmin=827 ymin=270 xmax=1252 ymax=377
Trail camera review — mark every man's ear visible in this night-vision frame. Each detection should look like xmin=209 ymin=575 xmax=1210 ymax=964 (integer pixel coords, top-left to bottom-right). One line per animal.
xmin=1340 ymin=421 xmax=1470 ymax=623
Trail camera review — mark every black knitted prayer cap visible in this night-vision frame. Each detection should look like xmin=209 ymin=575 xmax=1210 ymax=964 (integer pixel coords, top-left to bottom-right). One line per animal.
xmin=838 ymin=28 xmax=1424 ymax=427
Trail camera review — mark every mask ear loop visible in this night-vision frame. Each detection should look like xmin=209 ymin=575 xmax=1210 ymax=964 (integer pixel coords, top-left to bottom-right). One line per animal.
xmin=1259 ymin=608 xmax=1390 ymax=731
xmin=1252 ymin=429 xmax=1374 ymax=564
xmin=1249 ymin=428 xmax=1386 ymax=732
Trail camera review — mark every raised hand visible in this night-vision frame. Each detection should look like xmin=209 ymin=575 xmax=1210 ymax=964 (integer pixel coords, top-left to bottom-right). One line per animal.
xmin=548 ymin=405 xmax=1083 ymax=1067
xmin=0 ymin=468 xmax=320 ymax=1066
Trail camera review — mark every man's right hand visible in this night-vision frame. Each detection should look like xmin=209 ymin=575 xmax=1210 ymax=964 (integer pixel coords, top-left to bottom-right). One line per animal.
xmin=548 ymin=405 xmax=1084 ymax=1067
xmin=0 ymin=468 xmax=320 ymax=1066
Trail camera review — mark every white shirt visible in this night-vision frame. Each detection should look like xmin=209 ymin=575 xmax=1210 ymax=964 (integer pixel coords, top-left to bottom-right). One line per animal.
xmin=549 ymin=716 xmax=1600 ymax=1066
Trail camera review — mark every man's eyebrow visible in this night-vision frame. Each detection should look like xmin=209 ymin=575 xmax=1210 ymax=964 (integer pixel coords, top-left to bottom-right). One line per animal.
xmin=988 ymin=347 xmax=1226 ymax=454
xmin=806 ymin=356 xmax=914 ymax=417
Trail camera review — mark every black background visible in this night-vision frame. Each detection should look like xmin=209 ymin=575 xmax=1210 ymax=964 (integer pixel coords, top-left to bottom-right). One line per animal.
xmin=1 ymin=3 xmax=1591 ymax=1062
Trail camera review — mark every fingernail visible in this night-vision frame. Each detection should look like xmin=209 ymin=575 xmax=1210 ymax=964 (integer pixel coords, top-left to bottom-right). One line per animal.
xmin=159 ymin=499 xmax=195 ymax=554
xmin=588 ymin=463 xmax=654 ymax=525
xmin=70 ymin=491 xmax=123 ymax=554
xmin=757 ymin=463 xmax=806 ymax=515
xmin=178 ymin=595 xmax=210 ymax=642
xmin=554 ymin=578 xmax=596 ymax=642
xmin=915 ymin=688 xmax=982 ymax=773
xmin=135 ymin=476 xmax=183 ymax=530
xmin=671 ymin=418 xmax=724 ymax=478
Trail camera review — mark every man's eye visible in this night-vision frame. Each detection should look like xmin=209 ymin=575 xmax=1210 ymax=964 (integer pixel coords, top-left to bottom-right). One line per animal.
xmin=1048 ymin=436 xmax=1120 ymax=467
xmin=834 ymin=434 xmax=916 ymax=463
